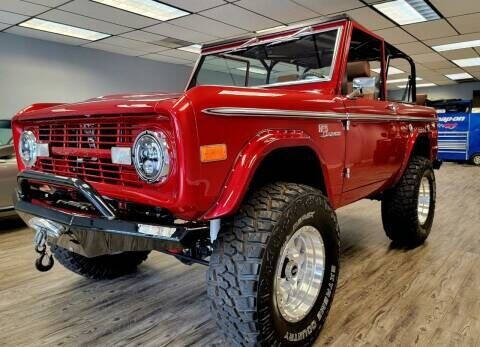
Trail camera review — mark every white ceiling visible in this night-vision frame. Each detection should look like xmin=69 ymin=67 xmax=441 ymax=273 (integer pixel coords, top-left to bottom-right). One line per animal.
xmin=0 ymin=0 xmax=479 ymax=87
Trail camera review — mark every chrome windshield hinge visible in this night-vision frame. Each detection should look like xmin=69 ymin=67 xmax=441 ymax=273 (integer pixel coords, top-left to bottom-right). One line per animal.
xmin=343 ymin=119 xmax=350 ymax=131
xmin=343 ymin=168 xmax=351 ymax=179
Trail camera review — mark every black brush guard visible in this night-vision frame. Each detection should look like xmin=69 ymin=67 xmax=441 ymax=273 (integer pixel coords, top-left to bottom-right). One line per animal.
xmin=14 ymin=170 xmax=209 ymax=258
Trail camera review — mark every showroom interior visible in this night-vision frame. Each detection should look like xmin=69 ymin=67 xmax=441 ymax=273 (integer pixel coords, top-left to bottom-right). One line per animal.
xmin=1 ymin=0 xmax=480 ymax=346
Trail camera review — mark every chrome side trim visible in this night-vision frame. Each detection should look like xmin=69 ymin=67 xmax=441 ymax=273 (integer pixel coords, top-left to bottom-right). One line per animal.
xmin=203 ymin=107 xmax=346 ymax=120
xmin=203 ymin=107 xmax=437 ymax=122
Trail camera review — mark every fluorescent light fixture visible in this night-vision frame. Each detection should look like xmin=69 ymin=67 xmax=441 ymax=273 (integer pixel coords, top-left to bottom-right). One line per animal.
xmin=452 ymin=57 xmax=480 ymax=67
xmin=387 ymin=77 xmax=423 ymax=83
xmin=19 ymin=18 xmax=110 ymax=41
xmin=433 ymin=40 xmax=480 ymax=52
xmin=373 ymin=0 xmax=440 ymax=25
xmin=178 ymin=44 xmax=201 ymax=54
xmin=255 ymin=25 xmax=287 ymax=34
xmin=371 ymin=67 xmax=404 ymax=75
xmin=445 ymin=73 xmax=473 ymax=80
xmin=398 ymin=83 xmax=436 ymax=88
xmin=237 ymin=67 xmax=267 ymax=75
xmin=92 ymin=0 xmax=189 ymax=21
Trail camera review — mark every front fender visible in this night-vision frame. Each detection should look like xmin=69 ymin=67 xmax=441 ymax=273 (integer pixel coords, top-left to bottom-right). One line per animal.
xmin=202 ymin=129 xmax=326 ymax=220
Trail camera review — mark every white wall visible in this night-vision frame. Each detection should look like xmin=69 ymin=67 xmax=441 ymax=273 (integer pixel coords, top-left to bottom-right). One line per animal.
xmin=389 ymin=82 xmax=480 ymax=101
xmin=0 ymin=33 xmax=192 ymax=117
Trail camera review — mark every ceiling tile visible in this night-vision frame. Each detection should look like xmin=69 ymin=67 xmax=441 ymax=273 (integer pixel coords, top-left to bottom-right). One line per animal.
xmin=394 ymin=41 xmax=434 ymax=55
xmin=464 ymin=66 xmax=480 ymax=73
xmin=440 ymin=48 xmax=479 ymax=60
xmin=160 ymin=0 xmax=226 ymax=12
xmin=200 ymin=4 xmax=281 ymax=31
xmin=98 ymin=36 xmax=167 ymax=53
xmin=424 ymin=33 xmax=480 ymax=48
xmin=342 ymin=7 xmax=395 ymax=30
xmin=436 ymin=67 xmax=466 ymax=75
xmin=59 ymin=0 xmax=159 ymax=29
xmin=0 ymin=23 xmax=10 ymax=30
xmin=141 ymin=53 xmax=192 ymax=64
xmin=144 ymin=21 xmax=217 ymax=42
xmin=430 ymin=0 xmax=480 ymax=17
xmin=402 ymin=19 xmax=457 ymax=40
xmin=374 ymin=27 xmax=416 ymax=44
xmin=5 ymin=25 xmax=88 ymax=45
xmin=448 ymin=13 xmax=480 ymax=35
xmin=0 ymin=0 xmax=48 ymax=16
xmin=169 ymin=14 xmax=246 ymax=38
xmin=26 ymin=0 xmax=70 ymax=6
xmin=292 ymin=0 xmax=363 ymax=15
xmin=84 ymin=41 xmax=143 ymax=56
xmin=236 ymin=0 xmax=318 ymax=24
xmin=0 ymin=10 xmax=28 ymax=24
xmin=120 ymin=30 xmax=166 ymax=44
xmin=38 ymin=9 xmax=132 ymax=35
xmin=411 ymin=52 xmax=446 ymax=63
xmin=425 ymin=60 xmax=457 ymax=69
xmin=159 ymin=49 xmax=199 ymax=61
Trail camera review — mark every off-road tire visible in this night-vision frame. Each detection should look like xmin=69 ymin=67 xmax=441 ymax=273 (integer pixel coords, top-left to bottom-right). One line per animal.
xmin=207 ymin=182 xmax=340 ymax=346
xmin=50 ymin=245 xmax=150 ymax=280
xmin=471 ymin=154 xmax=480 ymax=166
xmin=381 ymin=156 xmax=436 ymax=246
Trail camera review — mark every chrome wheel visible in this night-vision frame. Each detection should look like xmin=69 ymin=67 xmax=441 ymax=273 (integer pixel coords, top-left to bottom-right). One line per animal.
xmin=417 ymin=176 xmax=431 ymax=225
xmin=473 ymin=155 xmax=480 ymax=166
xmin=274 ymin=225 xmax=325 ymax=323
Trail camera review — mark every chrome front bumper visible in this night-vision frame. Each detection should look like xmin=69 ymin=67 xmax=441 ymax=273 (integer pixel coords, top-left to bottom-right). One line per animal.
xmin=14 ymin=170 xmax=208 ymax=257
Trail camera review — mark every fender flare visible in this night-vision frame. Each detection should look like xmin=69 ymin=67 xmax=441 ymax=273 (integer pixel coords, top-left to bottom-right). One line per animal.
xmin=392 ymin=130 xmax=435 ymax=185
xmin=202 ymin=129 xmax=329 ymax=220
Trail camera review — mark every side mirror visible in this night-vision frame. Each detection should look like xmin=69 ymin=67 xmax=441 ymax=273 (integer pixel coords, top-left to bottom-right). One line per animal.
xmin=347 ymin=77 xmax=377 ymax=99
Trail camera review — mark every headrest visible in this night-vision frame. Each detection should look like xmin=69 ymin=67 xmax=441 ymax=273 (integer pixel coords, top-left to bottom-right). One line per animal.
xmin=416 ymin=94 xmax=427 ymax=106
xmin=347 ymin=61 xmax=371 ymax=81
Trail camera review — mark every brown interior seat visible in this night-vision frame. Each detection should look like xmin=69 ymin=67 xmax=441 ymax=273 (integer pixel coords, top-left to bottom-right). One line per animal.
xmin=346 ymin=61 xmax=375 ymax=99
xmin=276 ymin=74 xmax=299 ymax=83
xmin=416 ymin=94 xmax=427 ymax=106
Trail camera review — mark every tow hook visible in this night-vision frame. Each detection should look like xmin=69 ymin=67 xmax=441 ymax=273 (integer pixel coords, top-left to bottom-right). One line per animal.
xmin=29 ymin=217 xmax=65 ymax=272
xmin=33 ymin=228 xmax=54 ymax=272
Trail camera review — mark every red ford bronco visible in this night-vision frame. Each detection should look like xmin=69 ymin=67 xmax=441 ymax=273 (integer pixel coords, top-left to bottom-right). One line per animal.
xmin=13 ymin=16 xmax=439 ymax=346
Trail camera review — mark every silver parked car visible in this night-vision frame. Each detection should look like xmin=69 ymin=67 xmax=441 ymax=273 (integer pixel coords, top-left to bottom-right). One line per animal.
xmin=0 ymin=120 xmax=18 ymax=217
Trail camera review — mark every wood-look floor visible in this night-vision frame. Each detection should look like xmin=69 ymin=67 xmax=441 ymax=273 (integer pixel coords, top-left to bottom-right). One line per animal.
xmin=0 ymin=162 xmax=479 ymax=346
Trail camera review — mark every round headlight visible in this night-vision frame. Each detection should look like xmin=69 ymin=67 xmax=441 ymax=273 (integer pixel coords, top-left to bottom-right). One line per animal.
xmin=132 ymin=131 xmax=170 ymax=183
xmin=19 ymin=130 xmax=37 ymax=167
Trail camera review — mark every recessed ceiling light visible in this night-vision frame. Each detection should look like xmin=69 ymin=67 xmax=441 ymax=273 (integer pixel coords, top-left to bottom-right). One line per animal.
xmin=92 ymin=0 xmax=189 ymax=21
xmin=255 ymin=25 xmax=287 ymax=34
xmin=398 ymin=83 xmax=436 ymax=88
xmin=19 ymin=18 xmax=110 ymax=41
xmin=387 ymin=77 xmax=423 ymax=83
xmin=373 ymin=0 xmax=440 ymax=25
xmin=445 ymin=72 xmax=473 ymax=80
xmin=178 ymin=44 xmax=201 ymax=54
xmin=371 ymin=67 xmax=404 ymax=75
xmin=237 ymin=67 xmax=267 ymax=75
xmin=432 ymin=40 xmax=480 ymax=52
xmin=452 ymin=57 xmax=480 ymax=67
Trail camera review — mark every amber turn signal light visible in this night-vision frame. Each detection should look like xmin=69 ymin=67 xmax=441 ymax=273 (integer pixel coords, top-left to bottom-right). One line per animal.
xmin=200 ymin=144 xmax=227 ymax=163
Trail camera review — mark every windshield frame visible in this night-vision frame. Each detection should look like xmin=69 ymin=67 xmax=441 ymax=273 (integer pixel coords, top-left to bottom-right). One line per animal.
xmin=186 ymin=25 xmax=343 ymax=90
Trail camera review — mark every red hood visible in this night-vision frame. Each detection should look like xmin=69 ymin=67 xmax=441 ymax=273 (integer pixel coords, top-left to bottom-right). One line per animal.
xmin=14 ymin=91 xmax=184 ymax=121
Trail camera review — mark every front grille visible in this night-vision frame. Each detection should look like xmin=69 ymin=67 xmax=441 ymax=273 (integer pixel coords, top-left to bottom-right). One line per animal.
xmin=33 ymin=115 xmax=150 ymax=188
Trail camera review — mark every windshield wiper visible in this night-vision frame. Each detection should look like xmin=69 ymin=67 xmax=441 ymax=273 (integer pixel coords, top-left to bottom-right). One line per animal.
xmin=266 ymin=26 xmax=313 ymax=47
xmin=231 ymin=37 xmax=260 ymax=53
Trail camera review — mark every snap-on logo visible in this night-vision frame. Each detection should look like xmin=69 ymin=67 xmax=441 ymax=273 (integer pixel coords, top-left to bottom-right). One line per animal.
xmin=438 ymin=116 xmax=466 ymax=122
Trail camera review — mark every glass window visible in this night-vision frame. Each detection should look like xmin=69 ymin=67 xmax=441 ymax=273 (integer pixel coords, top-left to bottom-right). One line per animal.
xmin=0 ymin=120 xmax=12 ymax=146
xmin=191 ymin=28 xmax=339 ymax=88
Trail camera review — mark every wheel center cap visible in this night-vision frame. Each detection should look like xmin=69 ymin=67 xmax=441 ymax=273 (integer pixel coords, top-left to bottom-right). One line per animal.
xmin=285 ymin=261 xmax=298 ymax=281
